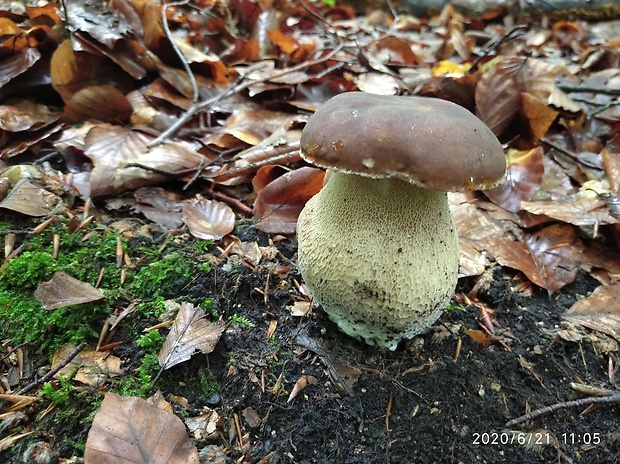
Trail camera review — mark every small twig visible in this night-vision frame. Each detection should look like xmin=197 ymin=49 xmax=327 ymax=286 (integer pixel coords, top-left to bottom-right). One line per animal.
xmin=149 ymin=44 xmax=344 ymax=147
xmin=556 ymin=82 xmax=620 ymax=96
xmin=162 ymin=0 xmax=199 ymax=103
xmin=208 ymin=189 xmax=252 ymax=215
xmin=15 ymin=342 xmax=87 ymax=396
xmin=385 ymin=0 xmax=398 ymax=19
xmin=505 ymin=390 xmax=620 ymax=427
xmin=469 ymin=25 xmax=528 ymax=72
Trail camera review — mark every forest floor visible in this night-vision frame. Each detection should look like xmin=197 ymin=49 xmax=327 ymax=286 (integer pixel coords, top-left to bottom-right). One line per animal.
xmin=1 ymin=1 xmax=620 ymax=463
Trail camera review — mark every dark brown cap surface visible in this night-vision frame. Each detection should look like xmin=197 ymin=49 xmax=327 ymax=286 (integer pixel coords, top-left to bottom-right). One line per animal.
xmin=300 ymin=92 xmax=506 ymax=191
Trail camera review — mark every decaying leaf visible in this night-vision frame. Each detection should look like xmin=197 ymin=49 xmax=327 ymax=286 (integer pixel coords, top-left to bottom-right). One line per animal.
xmin=84 ymin=392 xmax=200 ymax=464
xmin=564 ymin=281 xmax=620 ymax=341
xmin=52 ymin=344 xmax=124 ymax=386
xmin=185 ymin=408 xmax=223 ymax=439
xmin=182 ymin=198 xmax=236 ymax=240
xmin=464 ymin=329 xmax=496 ymax=346
xmin=35 ymin=272 xmax=104 ymax=310
xmin=158 ymin=302 xmax=225 ymax=370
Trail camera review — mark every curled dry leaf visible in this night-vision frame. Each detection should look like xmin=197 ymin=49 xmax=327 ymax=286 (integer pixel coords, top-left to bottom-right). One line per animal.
xmin=564 ymin=281 xmax=620 ymax=341
xmin=287 ymin=375 xmax=318 ymax=403
xmin=182 ymin=198 xmax=235 ymax=240
xmin=253 ymin=166 xmax=324 ymax=234
xmin=84 ymin=392 xmax=200 ymax=464
xmin=34 ymin=272 xmax=104 ymax=310
xmin=158 ymin=302 xmax=225 ymax=370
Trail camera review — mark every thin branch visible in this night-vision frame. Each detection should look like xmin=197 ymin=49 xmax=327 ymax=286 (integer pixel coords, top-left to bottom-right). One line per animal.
xmin=469 ymin=25 xmax=528 ymax=72
xmin=505 ymin=390 xmax=620 ymax=427
xmin=556 ymin=82 xmax=620 ymax=96
xmin=16 ymin=342 xmax=87 ymax=396
xmin=162 ymin=0 xmax=199 ymax=103
xmin=149 ymin=44 xmax=344 ymax=147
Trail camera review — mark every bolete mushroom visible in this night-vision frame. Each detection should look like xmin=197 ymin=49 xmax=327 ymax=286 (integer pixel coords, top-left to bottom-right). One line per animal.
xmin=296 ymin=92 xmax=506 ymax=350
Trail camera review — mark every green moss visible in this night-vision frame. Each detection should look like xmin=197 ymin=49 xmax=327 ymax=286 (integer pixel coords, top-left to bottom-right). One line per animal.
xmin=41 ymin=375 xmax=74 ymax=406
xmin=137 ymin=330 xmax=164 ymax=348
xmin=198 ymin=368 xmax=219 ymax=397
xmin=0 ymin=290 xmax=109 ymax=354
xmin=131 ymin=252 xmax=193 ymax=299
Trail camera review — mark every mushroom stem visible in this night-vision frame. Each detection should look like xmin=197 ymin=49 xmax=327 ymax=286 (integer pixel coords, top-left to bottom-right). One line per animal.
xmin=297 ymin=171 xmax=460 ymax=350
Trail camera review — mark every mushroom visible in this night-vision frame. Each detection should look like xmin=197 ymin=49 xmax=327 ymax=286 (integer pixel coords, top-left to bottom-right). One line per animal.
xmin=296 ymin=92 xmax=506 ymax=350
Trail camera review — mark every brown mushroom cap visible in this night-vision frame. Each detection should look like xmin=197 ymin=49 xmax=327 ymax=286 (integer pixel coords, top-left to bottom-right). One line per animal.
xmin=300 ymin=92 xmax=506 ymax=192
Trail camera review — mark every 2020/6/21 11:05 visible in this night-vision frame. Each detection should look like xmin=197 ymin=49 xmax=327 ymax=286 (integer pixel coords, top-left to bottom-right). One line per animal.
xmin=472 ymin=431 xmax=602 ymax=446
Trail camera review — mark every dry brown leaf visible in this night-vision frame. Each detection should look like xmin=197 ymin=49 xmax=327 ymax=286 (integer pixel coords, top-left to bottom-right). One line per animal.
xmin=486 ymin=224 xmax=583 ymax=292
xmin=80 ymin=124 xmax=204 ymax=197
xmin=185 ymin=408 xmax=222 ymax=439
xmin=521 ymin=92 xmax=558 ymax=140
xmin=601 ymin=135 xmax=620 ymax=194
xmin=253 ymin=166 xmax=324 ymax=234
xmin=64 ymin=85 xmax=133 ymax=122
xmin=484 ymin=147 xmax=544 ymax=212
xmin=353 ymin=72 xmax=401 ymax=95
xmin=0 ymin=48 xmax=41 ymax=89
xmin=51 ymin=40 xmax=132 ymax=106
xmin=0 ymin=178 xmax=60 ymax=217
xmin=35 ymin=272 xmax=104 ymax=310
xmin=475 ymin=61 xmax=521 ymax=136
xmin=158 ymin=302 xmax=224 ymax=370
xmin=464 ymin=329 xmax=495 ymax=345
xmin=450 ymin=193 xmax=508 ymax=276
xmin=521 ymin=193 xmax=618 ymax=226
xmin=182 ymin=198 xmax=235 ymax=240
xmin=52 ymin=344 xmax=124 ymax=386
xmin=287 ymin=375 xmax=318 ymax=403
xmin=526 ymin=224 xmax=584 ymax=292
xmin=288 ymin=301 xmax=312 ymax=317
xmin=564 ymin=281 xmax=620 ymax=341
xmin=0 ymin=100 xmax=60 ymax=132
xmin=134 ymin=187 xmax=184 ymax=230
xmin=485 ymin=237 xmax=541 ymax=285
xmin=84 ymin=392 xmax=200 ymax=464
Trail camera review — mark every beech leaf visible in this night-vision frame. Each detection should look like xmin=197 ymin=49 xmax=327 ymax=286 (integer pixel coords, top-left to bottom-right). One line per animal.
xmin=84 ymin=393 xmax=200 ymax=464
xmin=564 ymin=281 xmax=620 ymax=341
xmin=158 ymin=303 xmax=224 ymax=370
xmin=35 ymin=272 xmax=104 ymax=310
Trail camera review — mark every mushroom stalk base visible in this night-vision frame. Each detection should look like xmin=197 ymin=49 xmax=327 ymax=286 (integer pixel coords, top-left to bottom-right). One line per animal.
xmin=296 ymin=172 xmax=460 ymax=350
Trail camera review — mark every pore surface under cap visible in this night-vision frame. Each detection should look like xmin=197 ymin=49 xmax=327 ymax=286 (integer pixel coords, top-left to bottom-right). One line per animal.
xmin=300 ymin=92 xmax=506 ymax=192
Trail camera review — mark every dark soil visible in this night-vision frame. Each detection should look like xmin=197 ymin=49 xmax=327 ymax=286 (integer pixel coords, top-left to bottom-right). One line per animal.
xmin=3 ymin=224 xmax=620 ymax=464
xmin=197 ymin=236 xmax=619 ymax=464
